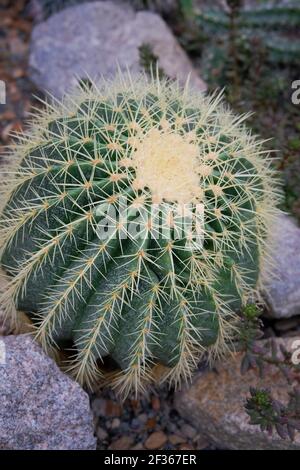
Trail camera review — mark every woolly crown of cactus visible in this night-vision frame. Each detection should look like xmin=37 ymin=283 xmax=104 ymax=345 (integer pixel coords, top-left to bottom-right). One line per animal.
xmin=0 ymin=72 xmax=281 ymax=396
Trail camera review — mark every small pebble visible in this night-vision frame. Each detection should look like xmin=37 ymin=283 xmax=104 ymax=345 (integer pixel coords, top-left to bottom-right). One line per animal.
xmin=145 ymin=431 xmax=167 ymax=450
xmin=109 ymin=436 xmax=134 ymax=450
xmin=111 ymin=418 xmax=121 ymax=429
xmin=131 ymin=418 xmax=141 ymax=430
xmin=146 ymin=417 xmax=157 ymax=429
xmin=138 ymin=413 xmax=148 ymax=423
xmin=167 ymin=422 xmax=179 ymax=433
xmin=179 ymin=443 xmax=195 ymax=450
xmin=12 ymin=68 xmax=26 ymax=79
xmin=120 ymin=422 xmax=130 ymax=432
xmin=105 ymin=400 xmax=122 ymax=417
xmin=91 ymin=398 xmax=106 ymax=417
xmin=164 ymin=443 xmax=176 ymax=450
xmin=97 ymin=427 xmax=108 ymax=441
xmin=168 ymin=434 xmax=186 ymax=445
xmin=131 ymin=443 xmax=144 ymax=450
xmin=151 ymin=396 xmax=161 ymax=411
xmin=180 ymin=423 xmax=197 ymax=440
xmin=196 ymin=435 xmax=210 ymax=450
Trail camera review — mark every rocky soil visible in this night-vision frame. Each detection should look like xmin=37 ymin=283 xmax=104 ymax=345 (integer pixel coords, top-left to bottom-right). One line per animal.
xmin=91 ymin=385 xmax=212 ymax=450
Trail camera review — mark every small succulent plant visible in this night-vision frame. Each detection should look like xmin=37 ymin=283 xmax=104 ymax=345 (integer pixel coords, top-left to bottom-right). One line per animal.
xmin=246 ymin=387 xmax=300 ymax=441
xmin=235 ymin=304 xmax=300 ymax=441
xmin=0 ymin=72 xmax=281 ymax=396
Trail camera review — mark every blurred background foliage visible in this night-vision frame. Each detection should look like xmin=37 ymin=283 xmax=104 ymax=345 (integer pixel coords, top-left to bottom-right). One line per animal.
xmin=174 ymin=0 xmax=300 ymax=222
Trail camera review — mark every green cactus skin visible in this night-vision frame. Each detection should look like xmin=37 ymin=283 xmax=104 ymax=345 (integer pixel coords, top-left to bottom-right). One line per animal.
xmin=0 ymin=73 xmax=281 ymax=396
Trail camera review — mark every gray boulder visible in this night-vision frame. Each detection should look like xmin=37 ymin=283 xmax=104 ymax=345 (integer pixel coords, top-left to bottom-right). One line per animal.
xmin=0 ymin=334 xmax=96 ymax=450
xmin=29 ymin=1 xmax=207 ymax=98
xmin=262 ymin=214 xmax=300 ymax=318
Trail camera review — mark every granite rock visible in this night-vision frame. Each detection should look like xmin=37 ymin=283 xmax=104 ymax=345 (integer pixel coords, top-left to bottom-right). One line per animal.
xmin=0 ymin=334 xmax=96 ymax=450
xmin=29 ymin=1 xmax=206 ymax=98
xmin=262 ymin=214 xmax=300 ymax=318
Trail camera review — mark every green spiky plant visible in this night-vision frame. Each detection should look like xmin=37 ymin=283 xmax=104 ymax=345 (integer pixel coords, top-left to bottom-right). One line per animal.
xmin=0 ymin=72 xmax=281 ymax=396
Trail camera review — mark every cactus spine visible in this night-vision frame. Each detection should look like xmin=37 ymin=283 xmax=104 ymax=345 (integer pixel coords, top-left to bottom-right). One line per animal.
xmin=0 ymin=73 xmax=280 ymax=396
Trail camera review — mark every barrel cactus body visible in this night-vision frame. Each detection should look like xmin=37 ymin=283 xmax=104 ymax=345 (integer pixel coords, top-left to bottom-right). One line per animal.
xmin=0 ymin=74 xmax=280 ymax=395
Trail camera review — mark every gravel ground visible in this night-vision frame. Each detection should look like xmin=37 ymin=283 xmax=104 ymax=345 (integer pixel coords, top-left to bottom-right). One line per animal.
xmin=90 ymin=385 xmax=213 ymax=450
